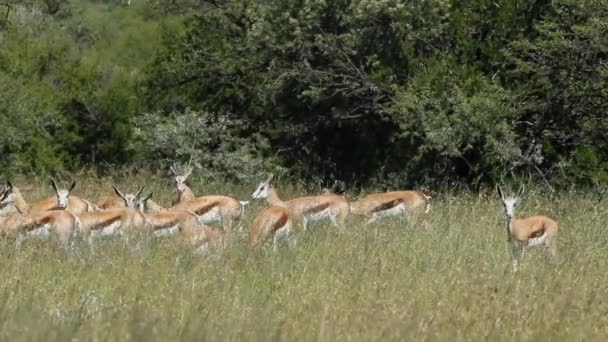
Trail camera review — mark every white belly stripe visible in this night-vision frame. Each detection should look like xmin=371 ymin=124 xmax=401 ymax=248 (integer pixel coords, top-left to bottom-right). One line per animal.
xmin=199 ymin=207 xmax=222 ymax=224
xmin=154 ymin=225 xmax=179 ymax=238
xmin=373 ymin=203 xmax=406 ymax=218
xmin=90 ymin=221 xmax=122 ymax=240
xmin=304 ymin=208 xmax=331 ymax=222
xmin=528 ymin=234 xmax=547 ymax=247
xmin=26 ymin=224 xmax=51 ymax=238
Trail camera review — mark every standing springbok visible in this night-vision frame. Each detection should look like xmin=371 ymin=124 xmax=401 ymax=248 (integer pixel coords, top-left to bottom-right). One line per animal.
xmin=0 ymin=184 xmax=79 ymax=248
xmin=165 ymin=163 xmax=249 ymax=230
xmin=170 ymin=163 xmax=196 ymax=204
xmin=252 ymin=174 xmax=349 ymax=231
xmin=136 ymin=192 xmax=212 ymax=238
xmin=77 ymin=186 xmax=147 ymax=244
xmin=249 ymin=196 xmax=293 ymax=251
xmin=349 ymin=190 xmax=430 ymax=224
xmin=1 ymin=180 xmax=96 ymax=215
xmin=497 ymin=184 xmax=558 ymax=271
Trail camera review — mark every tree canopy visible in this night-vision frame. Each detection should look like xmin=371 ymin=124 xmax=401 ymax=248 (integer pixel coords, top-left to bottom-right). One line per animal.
xmin=1 ymin=0 xmax=607 ymax=188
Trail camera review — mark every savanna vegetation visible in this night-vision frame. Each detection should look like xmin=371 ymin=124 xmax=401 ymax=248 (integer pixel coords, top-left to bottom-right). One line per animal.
xmin=1 ymin=0 xmax=608 ymax=340
xmin=0 ymin=176 xmax=607 ymax=340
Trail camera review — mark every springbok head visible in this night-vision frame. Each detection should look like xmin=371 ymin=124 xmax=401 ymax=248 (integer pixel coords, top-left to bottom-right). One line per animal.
xmin=497 ymin=184 xmax=525 ymax=219
xmin=113 ymin=185 xmax=145 ymax=209
xmin=252 ymin=174 xmax=274 ymax=199
xmin=52 ymin=179 xmax=76 ymax=209
xmin=170 ymin=163 xmax=193 ymax=193
xmin=0 ymin=181 xmax=16 ymax=206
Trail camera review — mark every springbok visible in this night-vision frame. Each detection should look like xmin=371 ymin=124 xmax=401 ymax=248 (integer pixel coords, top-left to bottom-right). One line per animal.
xmin=0 ymin=184 xmax=17 ymax=216
xmin=349 ymin=190 xmax=430 ymax=224
xmin=177 ymin=222 xmax=228 ymax=254
xmin=497 ymin=184 xmax=558 ymax=271
xmin=170 ymin=163 xmax=196 ymax=204
xmin=0 ymin=184 xmax=79 ymax=248
xmin=252 ymin=174 xmax=349 ymax=231
xmin=94 ymin=186 xmax=145 ymax=210
xmin=1 ymin=180 xmax=96 ymax=215
xmin=249 ymin=199 xmax=293 ymax=251
xmin=165 ymin=163 xmax=249 ymax=229
xmin=77 ymin=186 xmax=147 ymax=244
xmin=136 ymin=192 xmax=211 ymax=238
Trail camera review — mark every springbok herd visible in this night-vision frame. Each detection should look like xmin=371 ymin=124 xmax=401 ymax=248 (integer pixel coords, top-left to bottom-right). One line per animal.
xmin=0 ymin=165 xmax=558 ymax=271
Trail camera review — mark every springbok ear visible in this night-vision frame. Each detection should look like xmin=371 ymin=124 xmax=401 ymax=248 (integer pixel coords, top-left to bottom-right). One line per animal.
xmin=113 ymin=186 xmax=126 ymax=200
xmin=517 ymin=184 xmax=525 ymax=198
xmin=69 ymin=180 xmax=76 ymax=192
xmin=51 ymin=179 xmax=59 ymax=193
xmin=143 ymin=192 xmax=153 ymax=202
xmin=266 ymin=173 xmax=274 ymax=184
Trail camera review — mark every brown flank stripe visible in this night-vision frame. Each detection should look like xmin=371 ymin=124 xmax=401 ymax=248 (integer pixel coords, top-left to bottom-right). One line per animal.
xmin=372 ymin=199 xmax=404 ymax=213
xmin=195 ymin=202 xmax=218 ymax=216
xmin=272 ymin=212 xmax=288 ymax=232
xmin=91 ymin=216 xmax=122 ymax=231
xmin=24 ymin=216 xmax=53 ymax=231
xmin=529 ymin=228 xmax=545 ymax=239
xmin=304 ymin=202 xmax=330 ymax=215
xmin=155 ymin=219 xmax=180 ymax=231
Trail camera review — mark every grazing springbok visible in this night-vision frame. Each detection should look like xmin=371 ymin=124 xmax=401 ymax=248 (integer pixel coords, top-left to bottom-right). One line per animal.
xmin=135 ymin=192 xmax=211 ymax=238
xmin=1 ymin=180 xmax=96 ymax=215
xmin=177 ymin=223 xmax=227 ymax=254
xmin=252 ymin=174 xmax=349 ymax=231
xmin=0 ymin=184 xmax=79 ymax=248
xmin=349 ymin=190 xmax=430 ymax=224
xmin=77 ymin=186 xmax=147 ymax=244
xmin=249 ymin=189 xmax=294 ymax=251
xmin=497 ymin=184 xmax=558 ymax=271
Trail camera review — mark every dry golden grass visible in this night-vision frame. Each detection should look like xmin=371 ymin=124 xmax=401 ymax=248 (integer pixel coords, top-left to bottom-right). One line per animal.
xmin=0 ymin=174 xmax=607 ymax=341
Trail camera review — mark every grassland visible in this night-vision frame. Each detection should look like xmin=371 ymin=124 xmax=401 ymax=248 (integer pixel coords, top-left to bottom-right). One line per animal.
xmin=0 ymin=174 xmax=607 ymax=341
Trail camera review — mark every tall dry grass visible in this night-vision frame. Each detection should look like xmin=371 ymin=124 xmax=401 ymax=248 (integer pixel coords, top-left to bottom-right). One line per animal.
xmin=0 ymin=174 xmax=607 ymax=341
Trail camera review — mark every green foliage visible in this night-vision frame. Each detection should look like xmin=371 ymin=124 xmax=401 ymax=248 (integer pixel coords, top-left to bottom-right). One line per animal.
xmin=134 ymin=109 xmax=280 ymax=182
xmin=1 ymin=0 xmax=607 ymax=188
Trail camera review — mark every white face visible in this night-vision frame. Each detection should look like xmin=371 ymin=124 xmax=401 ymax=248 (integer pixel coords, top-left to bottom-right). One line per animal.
xmin=56 ymin=190 xmax=70 ymax=208
xmin=252 ymin=181 xmax=269 ymax=199
xmin=123 ymin=194 xmax=139 ymax=208
xmin=175 ymin=176 xmax=188 ymax=193
xmin=501 ymin=196 xmax=518 ymax=219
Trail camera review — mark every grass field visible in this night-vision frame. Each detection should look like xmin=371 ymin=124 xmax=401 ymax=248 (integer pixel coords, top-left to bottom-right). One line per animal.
xmin=0 ymin=174 xmax=607 ymax=341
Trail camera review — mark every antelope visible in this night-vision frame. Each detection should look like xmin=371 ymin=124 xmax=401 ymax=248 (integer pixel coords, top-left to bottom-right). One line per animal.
xmin=136 ymin=192 xmax=210 ymax=238
xmin=0 ymin=184 xmax=79 ymax=248
xmin=1 ymin=180 xmax=96 ymax=215
xmin=0 ymin=184 xmax=17 ymax=216
xmin=77 ymin=186 xmax=147 ymax=244
xmin=95 ymin=189 xmax=164 ymax=212
xmin=249 ymin=201 xmax=293 ymax=252
xmin=170 ymin=163 xmax=196 ymax=205
xmin=252 ymin=174 xmax=349 ymax=231
xmin=497 ymin=184 xmax=558 ymax=271
xmin=176 ymin=222 xmax=228 ymax=254
xmin=165 ymin=163 xmax=249 ymax=230
xmin=349 ymin=190 xmax=431 ymax=224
